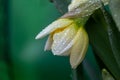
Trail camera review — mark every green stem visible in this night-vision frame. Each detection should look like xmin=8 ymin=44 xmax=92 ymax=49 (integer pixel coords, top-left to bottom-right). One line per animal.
xmin=72 ymin=69 xmax=78 ymax=80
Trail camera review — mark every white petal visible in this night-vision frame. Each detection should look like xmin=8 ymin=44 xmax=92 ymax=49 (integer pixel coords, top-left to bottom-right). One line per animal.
xmin=68 ymin=0 xmax=109 ymax=11
xmin=70 ymin=27 xmax=89 ymax=69
xmin=52 ymin=23 xmax=78 ymax=56
xmin=35 ymin=19 xmax=73 ymax=39
xmin=44 ymin=35 xmax=53 ymax=51
xmin=58 ymin=48 xmax=71 ymax=56
xmin=68 ymin=0 xmax=88 ymax=11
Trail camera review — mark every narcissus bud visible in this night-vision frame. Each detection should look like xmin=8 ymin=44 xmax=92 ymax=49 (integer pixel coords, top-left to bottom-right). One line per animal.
xmin=36 ymin=0 xmax=109 ymax=69
xmin=36 ymin=18 xmax=89 ymax=68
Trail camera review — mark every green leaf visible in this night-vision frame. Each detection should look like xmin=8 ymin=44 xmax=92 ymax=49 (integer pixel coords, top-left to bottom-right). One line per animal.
xmin=82 ymin=46 xmax=102 ymax=80
xmin=109 ymin=0 xmax=120 ymax=31
xmin=104 ymin=12 xmax=120 ymax=68
xmin=86 ymin=9 xmax=120 ymax=80
xmin=100 ymin=3 xmax=120 ymax=70
xmin=75 ymin=46 xmax=102 ymax=80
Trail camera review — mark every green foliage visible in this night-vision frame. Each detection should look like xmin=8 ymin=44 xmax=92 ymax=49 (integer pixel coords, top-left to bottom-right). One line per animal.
xmin=109 ymin=0 xmax=120 ymax=31
xmin=86 ymin=9 xmax=120 ymax=79
xmin=52 ymin=0 xmax=120 ymax=80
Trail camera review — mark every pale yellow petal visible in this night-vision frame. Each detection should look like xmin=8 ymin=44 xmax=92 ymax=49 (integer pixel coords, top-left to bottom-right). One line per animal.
xmin=52 ymin=23 xmax=78 ymax=56
xmin=59 ymin=48 xmax=71 ymax=56
xmin=70 ymin=27 xmax=89 ymax=69
xmin=35 ymin=19 xmax=73 ymax=39
xmin=44 ymin=35 xmax=53 ymax=51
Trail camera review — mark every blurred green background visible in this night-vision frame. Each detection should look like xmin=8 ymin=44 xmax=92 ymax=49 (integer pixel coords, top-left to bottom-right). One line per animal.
xmin=0 ymin=0 xmax=101 ymax=80
xmin=9 ymin=0 xmax=72 ymax=80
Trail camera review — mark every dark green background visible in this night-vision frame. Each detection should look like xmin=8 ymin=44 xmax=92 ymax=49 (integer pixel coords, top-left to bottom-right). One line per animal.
xmin=9 ymin=0 xmax=71 ymax=80
xmin=0 ymin=0 xmax=101 ymax=80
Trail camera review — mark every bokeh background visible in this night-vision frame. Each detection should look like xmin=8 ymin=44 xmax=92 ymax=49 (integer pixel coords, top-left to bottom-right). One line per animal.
xmin=0 ymin=0 xmax=100 ymax=80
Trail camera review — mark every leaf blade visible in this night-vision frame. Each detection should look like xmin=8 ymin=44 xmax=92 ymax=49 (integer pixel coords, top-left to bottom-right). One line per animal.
xmin=109 ymin=0 xmax=120 ymax=31
xmin=86 ymin=10 xmax=120 ymax=80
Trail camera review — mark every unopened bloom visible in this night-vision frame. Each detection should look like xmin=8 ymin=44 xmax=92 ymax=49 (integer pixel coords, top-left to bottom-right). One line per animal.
xmin=36 ymin=0 xmax=109 ymax=69
xmin=36 ymin=18 xmax=89 ymax=69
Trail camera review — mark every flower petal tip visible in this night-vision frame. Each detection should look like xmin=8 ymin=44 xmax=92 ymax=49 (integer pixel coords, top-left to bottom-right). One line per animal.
xmin=44 ymin=48 xmax=47 ymax=51
xmin=51 ymin=50 xmax=59 ymax=56
xmin=35 ymin=31 xmax=45 ymax=39
xmin=35 ymin=35 xmax=39 ymax=39
xmin=35 ymin=34 xmax=41 ymax=39
xmin=71 ymin=64 xmax=77 ymax=69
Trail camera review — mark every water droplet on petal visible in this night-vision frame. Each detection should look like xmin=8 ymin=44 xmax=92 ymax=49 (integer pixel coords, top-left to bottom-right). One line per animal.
xmin=52 ymin=24 xmax=78 ymax=56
